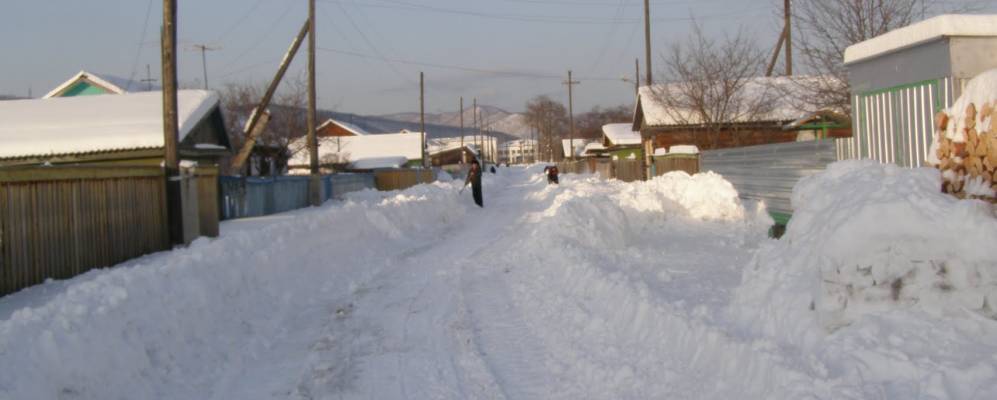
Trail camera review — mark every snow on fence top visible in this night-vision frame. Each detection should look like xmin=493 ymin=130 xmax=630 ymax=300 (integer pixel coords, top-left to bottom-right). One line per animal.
xmin=844 ymin=14 xmax=997 ymax=65
xmin=602 ymin=123 xmax=641 ymax=146
xmin=0 ymin=90 xmax=219 ymax=160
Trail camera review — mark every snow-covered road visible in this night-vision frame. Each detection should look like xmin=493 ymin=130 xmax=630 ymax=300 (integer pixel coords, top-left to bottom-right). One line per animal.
xmin=2 ymin=164 xmax=996 ymax=399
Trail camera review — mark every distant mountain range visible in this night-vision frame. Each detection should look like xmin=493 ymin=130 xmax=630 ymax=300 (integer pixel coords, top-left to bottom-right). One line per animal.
xmin=375 ymin=104 xmax=533 ymax=140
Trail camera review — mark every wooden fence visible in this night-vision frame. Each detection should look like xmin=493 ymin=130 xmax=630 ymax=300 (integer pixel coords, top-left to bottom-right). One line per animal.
xmin=0 ymin=166 xmax=170 ymax=296
xmin=651 ymin=154 xmax=700 ymax=177
xmin=557 ymin=155 xmax=700 ymax=182
xmin=374 ymin=169 xmax=435 ymax=191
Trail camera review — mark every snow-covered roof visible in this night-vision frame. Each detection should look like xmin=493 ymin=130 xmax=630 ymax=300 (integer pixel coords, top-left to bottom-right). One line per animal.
xmin=43 ymin=70 xmax=155 ymax=99
xmin=0 ymin=90 xmax=221 ymax=160
xmin=668 ymin=145 xmax=699 ymax=155
xmin=844 ymin=14 xmax=997 ymax=65
xmin=561 ymin=139 xmax=588 ymax=158
xmin=583 ymin=142 xmax=606 ymax=155
xmin=290 ymin=132 xmax=423 ymax=166
xmin=636 ymin=76 xmax=816 ymax=128
xmin=602 ymin=123 xmax=641 ymax=147
xmin=350 ymin=156 xmax=409 ymax=170
xmin=318 ymin=118 xmax=369 ymax=136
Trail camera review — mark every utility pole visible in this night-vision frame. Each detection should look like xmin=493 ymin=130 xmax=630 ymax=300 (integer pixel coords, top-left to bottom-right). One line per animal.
xmin=473 ymin=98 xmax=478 ymax=160
xmin=785 ymin=0 xmax=792 ymax=76
xmin=459 ymin=96 xmax=465 ymax=163
xmin=307 ymin=0 xmax=320 ymax=206
xmin=634 ymin=58 xmax=640 ymax=95
xmin=190 ymin=44 xmax=220 ymax=90
xmin=643 ymin=0 xmax=652 ymax=85
xmin=420 ymin=72 xmax=426 ymax=167
xmin=142 ymin=64 xmax=157 ymax=91
xmin=162 ymin=0 xmax=182 ymax=245
xmin=230 ymin=19 xmax=310 ymax=172
xmin=564 ymin=70 xmax=580 ymax=160
xmin=767 ymin=0 xmax=794 ymax=77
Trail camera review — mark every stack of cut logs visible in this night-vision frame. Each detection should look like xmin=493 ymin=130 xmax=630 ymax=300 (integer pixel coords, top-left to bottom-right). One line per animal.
xmin=934 ymin=102 xmax=997 ymax=201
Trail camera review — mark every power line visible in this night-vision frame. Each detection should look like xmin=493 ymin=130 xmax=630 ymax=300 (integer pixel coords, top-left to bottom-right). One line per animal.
xmin=319 ymin=0 xmax=759 ymax=25
xmin=316 ymin=46 xmax=623 ymax=82
xmin=217 ymin=0 xmax=298 ymax=74
xmin=125 ymin=0 xmax=155 ymax=92
xmin=212 ymin=0 xmax=269 ymax=45
xmin=330 ymin=1 xmax=415 ymax=84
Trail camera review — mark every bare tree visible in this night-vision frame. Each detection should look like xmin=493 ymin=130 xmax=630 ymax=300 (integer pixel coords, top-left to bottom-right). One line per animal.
xmin=792 ymin=0 xmax=964 ymax=114
xmin=219 ymin=74 xmax=308 ymax=175
xmin=576 ymin=105 xmax=632 ymax=139
xmin=524 ymin=95 xmax=568 ymax=161
xmin=654 ymin=23 xmax=776 ymax=148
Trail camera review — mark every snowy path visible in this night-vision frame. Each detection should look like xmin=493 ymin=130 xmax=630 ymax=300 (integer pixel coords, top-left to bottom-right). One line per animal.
xmin=3 ymin=165 xmax=995 ymax=399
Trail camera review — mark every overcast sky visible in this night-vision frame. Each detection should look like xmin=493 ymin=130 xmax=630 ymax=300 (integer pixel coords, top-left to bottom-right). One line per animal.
xmin=2 ymin=0 xmax=994 ymax=115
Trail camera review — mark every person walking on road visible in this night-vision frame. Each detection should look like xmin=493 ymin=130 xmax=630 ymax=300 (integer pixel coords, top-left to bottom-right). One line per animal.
xmin=464 ymin=159 xmax=484 ymax=207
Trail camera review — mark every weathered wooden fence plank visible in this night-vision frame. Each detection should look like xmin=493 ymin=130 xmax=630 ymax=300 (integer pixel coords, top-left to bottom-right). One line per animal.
xmin=0 ymin=166 xmax=172 ymax=296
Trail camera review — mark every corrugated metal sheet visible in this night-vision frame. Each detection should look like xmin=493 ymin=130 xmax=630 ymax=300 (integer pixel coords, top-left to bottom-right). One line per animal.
xmin=839 ymin=78 xmax=955 ymax=167
xmin=220 ymin=173 xmax=376 ymax=220
xmin=701 ymin=140 xmax=837 ymax=216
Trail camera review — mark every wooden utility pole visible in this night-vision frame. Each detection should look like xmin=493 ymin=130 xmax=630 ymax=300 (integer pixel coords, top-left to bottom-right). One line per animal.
xmin=162 ymin=0 xmax=182 ymax=245
xmin=635 ymin=58 xmax=640 ymax=95
xmin=307 ymin=0 xmax=320 ymax=206
xmin=473 ymin=98 xmax=478 ymax=160
xmin=643 ymin=0 xmax=652 ymax=85
xmin=143 ymin=64 xmax=157 ymax=91
xmin=785 ymin=0 xmax=792 ymax=76
xmin=564 ymin=70 xmax=580 ymax=160
xmin=766 ymin=0 xmax=794 ymax=77
xmin=459 ymin=96 xmax=465 ymax=163
xmin=420 ymin=72 xmax=426 ymax=167
xmin=230 ymin=19 xmax=310 ymax=172
xmin=189 ymin=44 xmax=220 ymax=90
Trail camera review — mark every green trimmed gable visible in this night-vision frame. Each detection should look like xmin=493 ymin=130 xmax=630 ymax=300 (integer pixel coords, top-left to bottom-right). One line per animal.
xmin=58 ymin=81 xmax=114 ymax=97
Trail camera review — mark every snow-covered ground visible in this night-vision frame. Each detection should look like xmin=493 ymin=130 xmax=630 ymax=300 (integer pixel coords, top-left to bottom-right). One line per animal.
xmin=1 ymin=163 xmax=995 ymax=399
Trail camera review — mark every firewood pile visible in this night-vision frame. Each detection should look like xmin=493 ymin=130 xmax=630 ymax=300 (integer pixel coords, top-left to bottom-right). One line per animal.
xmin=933 ymin=103 xmax=997 ymax=202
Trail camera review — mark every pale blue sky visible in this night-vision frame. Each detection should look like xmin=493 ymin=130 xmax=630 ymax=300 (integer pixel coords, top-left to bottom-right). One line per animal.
xmin=1 ymin=0 xmax=994 ymax=115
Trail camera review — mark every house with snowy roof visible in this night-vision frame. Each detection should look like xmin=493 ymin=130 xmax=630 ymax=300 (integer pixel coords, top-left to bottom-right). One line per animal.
xmin=841 ymin=14 xmax=997 ymax=168
xmin=44 ymin=70 xmax=156 ymax=98
xmin=316 ymin=118 xmax=370 ymax=137
xmin=288 ymin=131 xmax=423 ymax=171
xmin=602 ymin=123 xmax=641 ymax=160
xmin=0 ymin=90 xmax=231 ymax=167
xmin=632 ymin=76 xmax=848 ymax=155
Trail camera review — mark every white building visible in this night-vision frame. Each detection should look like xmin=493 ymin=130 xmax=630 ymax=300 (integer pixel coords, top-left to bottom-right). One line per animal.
xmin=499 ymin=139 xmax=537 ymax=164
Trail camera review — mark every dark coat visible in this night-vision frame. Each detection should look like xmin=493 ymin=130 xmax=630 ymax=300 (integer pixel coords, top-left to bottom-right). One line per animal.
xmin=465 ymin=165 xmax=483 ymax=207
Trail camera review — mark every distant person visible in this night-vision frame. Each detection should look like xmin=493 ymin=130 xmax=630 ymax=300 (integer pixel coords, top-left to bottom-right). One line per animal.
xmin=545 ymin=165 xmax=559 ymax=184
xmin=464 ymin=159 xmax=484 ymax=207
xmin=490 ymin=165 xmax=496 ymax=174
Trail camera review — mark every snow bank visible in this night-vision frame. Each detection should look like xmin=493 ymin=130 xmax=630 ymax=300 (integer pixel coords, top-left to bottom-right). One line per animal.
xmin=734 ymin=161 xmax=997 ymax=332
xmin=471 ymin=171 xmax=781 ymax=398
xmin=0 ymin=179 xmax=469 ymax=398
xmin=730 ymin=160 xmax=997 ymax=397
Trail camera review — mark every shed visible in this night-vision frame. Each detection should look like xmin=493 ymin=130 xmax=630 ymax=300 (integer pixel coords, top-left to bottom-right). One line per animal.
xmin=602 ymin=123 xmax=642 ymax=159
xmin=0 ymin=90 xmax=231 ymax=167
xmin=842 ymin=14 xmax=997 ymax=167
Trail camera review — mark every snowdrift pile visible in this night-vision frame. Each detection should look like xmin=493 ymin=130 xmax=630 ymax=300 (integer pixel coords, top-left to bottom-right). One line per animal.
xmin=477 ymin=171 xmax=778 ymax=398
xmin=0 ymin=180 xmax=470 ymax=399
xmin=735 ymin=160 xmax=997 ymax=333
xmin=930 ymin=68 xmax=997 ymax=200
